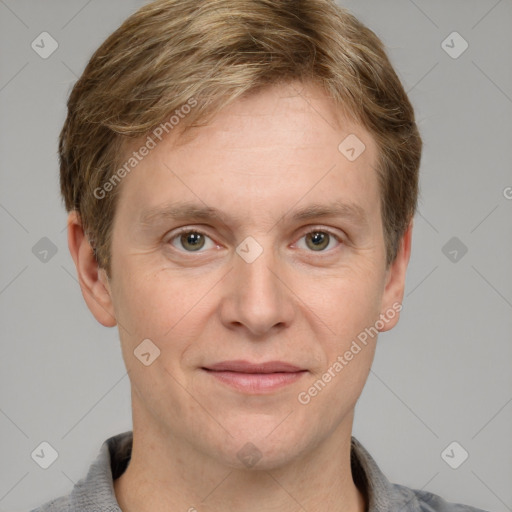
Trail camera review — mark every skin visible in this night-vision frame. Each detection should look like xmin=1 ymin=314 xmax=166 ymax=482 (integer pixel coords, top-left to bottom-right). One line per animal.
xmin=68 ymin=80 xmax=412 ymax=512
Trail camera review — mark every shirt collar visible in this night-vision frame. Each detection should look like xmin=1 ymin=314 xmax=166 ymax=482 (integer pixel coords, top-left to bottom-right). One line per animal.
xmin=350 ymin=437 xmax=423 ymax=512
xmin=68 ymin=431 xmax=422 ymax=512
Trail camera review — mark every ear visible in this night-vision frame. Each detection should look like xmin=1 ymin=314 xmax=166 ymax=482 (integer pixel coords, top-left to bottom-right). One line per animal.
xmin=378 ymin=220 xmax=413 ymax=332
xmin=67 ymin=211 xmax=117 ymax=327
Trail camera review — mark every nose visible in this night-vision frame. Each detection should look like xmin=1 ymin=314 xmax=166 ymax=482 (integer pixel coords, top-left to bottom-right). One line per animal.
xmin=219 ymin=241 xmax=295 ymax=338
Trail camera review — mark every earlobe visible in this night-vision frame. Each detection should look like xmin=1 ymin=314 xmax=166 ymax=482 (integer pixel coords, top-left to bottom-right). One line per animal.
xmin=67 ymin=211 xmax=117 ymax=327
xmin=379 ymin=220 xmax=413 ymax=333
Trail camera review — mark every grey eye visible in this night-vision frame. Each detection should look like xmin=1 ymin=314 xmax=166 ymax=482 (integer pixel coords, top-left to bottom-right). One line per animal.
xmin=297 ymin=230 xmax=341 ymax=252
xmin=169 ymin=230 xmax=215 ymax=252
xmin=305 ymin=231 xmax=330 ymax=251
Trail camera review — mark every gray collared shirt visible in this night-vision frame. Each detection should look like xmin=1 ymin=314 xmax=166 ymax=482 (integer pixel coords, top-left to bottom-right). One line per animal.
xmin=31 ymin=431 xmax=489 ymax=512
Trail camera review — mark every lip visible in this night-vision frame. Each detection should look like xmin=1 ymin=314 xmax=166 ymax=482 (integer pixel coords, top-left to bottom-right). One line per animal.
xmin=204 ymin=360 xmax=304 ymax=373
xmin=202 ymin=360 xmax=307 ymax=394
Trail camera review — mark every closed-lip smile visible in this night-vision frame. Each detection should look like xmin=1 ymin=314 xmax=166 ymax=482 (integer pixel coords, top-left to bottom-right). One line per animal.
xmin=202 ymin=360 xmax=307 ymax=393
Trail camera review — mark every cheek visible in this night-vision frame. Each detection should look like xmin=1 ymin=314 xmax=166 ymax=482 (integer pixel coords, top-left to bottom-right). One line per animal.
xmin=111 ymin=265 xmax=220 ymax=374
xmin=111 ymin=267 xmax=187 ymax=346
xmin=294 ymin=273 xmax=382 ymax=421
xmin=303 ymin=264 xmax=385 ymax=341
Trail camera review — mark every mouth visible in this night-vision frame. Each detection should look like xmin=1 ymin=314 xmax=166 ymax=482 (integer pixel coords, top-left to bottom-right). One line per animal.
xmin=201 ymin=360 xmax=307 ymax=393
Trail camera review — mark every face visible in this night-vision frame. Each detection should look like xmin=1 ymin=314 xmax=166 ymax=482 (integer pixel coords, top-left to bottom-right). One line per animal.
xmin=77 ymin=81 xmax=410 ymax=470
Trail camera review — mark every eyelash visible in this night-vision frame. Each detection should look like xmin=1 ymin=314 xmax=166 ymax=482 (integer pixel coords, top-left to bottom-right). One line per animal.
xmin=166 ymin=226 xmax=344 ymax=255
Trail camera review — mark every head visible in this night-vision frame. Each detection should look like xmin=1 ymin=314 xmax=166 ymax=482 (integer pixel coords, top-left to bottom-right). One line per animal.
xmin=64 ymin=0 xmax=421 ymax=469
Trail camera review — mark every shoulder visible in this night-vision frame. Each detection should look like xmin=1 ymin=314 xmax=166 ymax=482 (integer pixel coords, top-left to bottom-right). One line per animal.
xmin=30 ymin=495 xmax=120 ymax=512
xmin=393 ymin=483 xmax=491 ymax=512
xmin=30 ymin=495 xmax=71 ymax=512
xmin=29 ymin=431 xmax=131 ymax=512
xmin=29 ymin=492 xmax=120 ymax=512
xmin=350 ymin=437 xmax=489 ymax=512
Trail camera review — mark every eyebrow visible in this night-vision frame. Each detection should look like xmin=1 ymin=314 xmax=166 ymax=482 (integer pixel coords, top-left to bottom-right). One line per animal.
xmin=138 ymin=199 xmax=368 ymax=229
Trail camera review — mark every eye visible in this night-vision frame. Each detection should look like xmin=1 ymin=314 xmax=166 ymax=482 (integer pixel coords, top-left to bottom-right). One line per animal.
xmin=168 ymin=229 xmax=216 ymax=252
xmin=295 ymin=229 xmax=342 ymax=252
xmin=166 ymin=227 xmax=343 ymax=254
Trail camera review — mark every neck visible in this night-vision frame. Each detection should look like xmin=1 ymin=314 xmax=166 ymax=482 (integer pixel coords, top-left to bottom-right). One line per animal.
xmin=114 ymin=395 xmax=367 ymax=512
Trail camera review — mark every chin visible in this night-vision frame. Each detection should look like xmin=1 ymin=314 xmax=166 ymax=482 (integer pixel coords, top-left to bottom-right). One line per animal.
xmin=207 ymin=421 xmax=315 ymax=472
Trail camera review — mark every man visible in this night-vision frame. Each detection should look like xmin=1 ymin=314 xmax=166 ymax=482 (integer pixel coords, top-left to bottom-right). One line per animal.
xmin=32 ymin=0 xmax=488 ymax=510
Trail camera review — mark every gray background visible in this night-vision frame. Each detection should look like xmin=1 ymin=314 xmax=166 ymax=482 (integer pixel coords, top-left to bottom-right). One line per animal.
xmin=0 ymin=1 xmax=511 ymax=511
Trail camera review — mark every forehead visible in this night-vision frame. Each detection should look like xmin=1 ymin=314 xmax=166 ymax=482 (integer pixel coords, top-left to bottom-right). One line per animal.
xmin=113 ymin=81 xmax=381 ymax=231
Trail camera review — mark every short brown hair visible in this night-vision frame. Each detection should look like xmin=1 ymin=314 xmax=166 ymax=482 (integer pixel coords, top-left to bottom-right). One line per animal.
xmin=60 ymin=0 xmax=422 ymax=277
